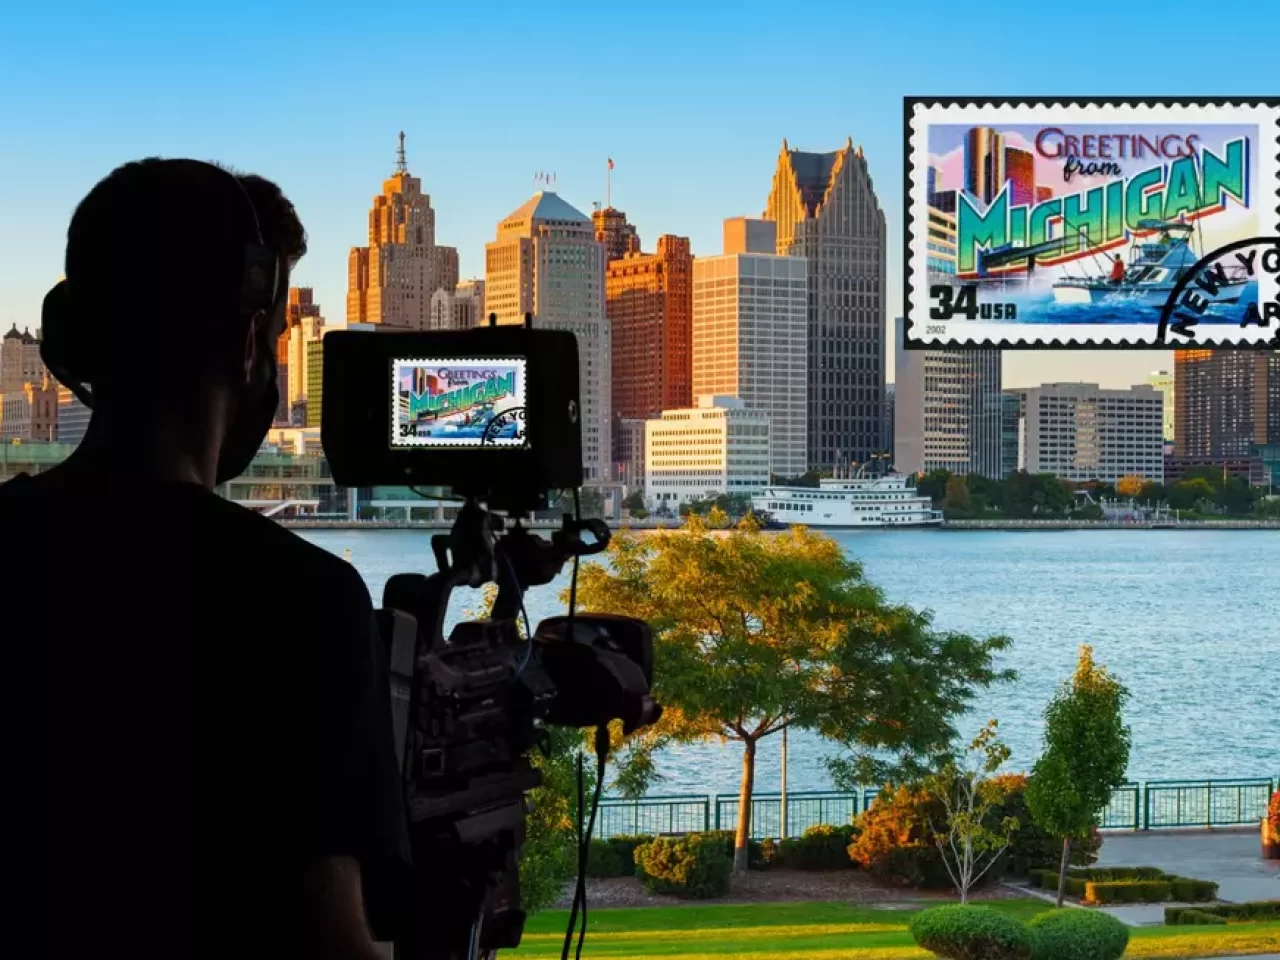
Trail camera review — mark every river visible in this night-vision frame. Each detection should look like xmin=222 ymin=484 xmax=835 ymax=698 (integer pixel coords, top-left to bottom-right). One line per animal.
xmin=297 ymin=528 xmax=1279 ymax=794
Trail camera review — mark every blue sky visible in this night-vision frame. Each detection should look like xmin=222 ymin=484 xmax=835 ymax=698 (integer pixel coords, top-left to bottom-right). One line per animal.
xmin=2 ymin=0 xmax=1275 ymax=387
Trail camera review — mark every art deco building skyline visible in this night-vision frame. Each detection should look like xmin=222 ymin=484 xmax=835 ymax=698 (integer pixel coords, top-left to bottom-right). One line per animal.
xmin=592 ymin=206 xmax=641 ymax=261
xmin=484 ymin=191 xmax=611 ymax=483
xmin=346 ymin=133 xmax=458 ymax=328
xmin=965 ymin=127 xmax=1006 ymax=205
xmin=605 ymin=235 xmax=693 ymax=425
xmin=764 ymin=138 xmax=886 ymax=470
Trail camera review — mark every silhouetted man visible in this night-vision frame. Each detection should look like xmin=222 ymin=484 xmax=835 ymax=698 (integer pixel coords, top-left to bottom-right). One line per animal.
xmin=0 ymin=159 xmax=411 ymax=959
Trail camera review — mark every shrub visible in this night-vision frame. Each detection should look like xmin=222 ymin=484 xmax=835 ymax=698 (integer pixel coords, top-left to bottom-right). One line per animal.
xmin=1066 ymin=867 xmax=1164 ymax=882
xmin=1165 ymin=908 xmax=1228 ymax=925
xmin=604 ymin=834 xmax=652 ymax=877
xmin=1269 ymin=790 xmax=1280 ymax=833
xmin=777 ymin=824 xmax=859 ymax=871
xmin=1083 ymin=880 xmax=1173 ymax=904
xmin=908 ymin=904 xmax=1033 ymax=960
xmin=1028 ymin=908 xmax=1129 ymax=960
xmin=698 ymin=830 xmax=767 ymax=869
xmin=849 ymin=785 xmax=953 ymax=888
xmin=987 ymin=774 xmax=1101 ymax=876
xmin=587 ymin=839 xmax=624 ymax=878
xmin=634 ymin=833 xmax=733 ymax=899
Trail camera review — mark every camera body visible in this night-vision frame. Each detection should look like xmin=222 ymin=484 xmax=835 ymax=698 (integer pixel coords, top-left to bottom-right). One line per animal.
xmin=322 ymin=325 xmax=661 ymax=960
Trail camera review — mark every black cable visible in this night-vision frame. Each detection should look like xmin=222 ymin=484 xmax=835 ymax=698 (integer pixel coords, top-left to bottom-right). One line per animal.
xmin=501 ymin=551 xmax=534 ymax=675
xmin=561 ymin=755 xmax=586 ymax=960
xmin=575 ymin=730 xmax=609 ymax=960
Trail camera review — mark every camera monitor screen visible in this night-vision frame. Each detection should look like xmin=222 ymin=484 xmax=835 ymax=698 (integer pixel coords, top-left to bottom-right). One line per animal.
xmin=392 ymin=356 xmax=528 ymax=449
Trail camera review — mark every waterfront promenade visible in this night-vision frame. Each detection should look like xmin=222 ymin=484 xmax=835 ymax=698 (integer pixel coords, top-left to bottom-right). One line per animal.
xmin=282 ymin=517 xmax=1280 ymax=531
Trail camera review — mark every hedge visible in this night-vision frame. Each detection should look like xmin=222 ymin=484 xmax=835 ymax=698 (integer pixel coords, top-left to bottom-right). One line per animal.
xmin=1165 ymin=901 xmax=1280 ymax=923
xmin=1036 ymin=866 xmax=1217 ymax=904
xmin=775 ymin=824 xmax=859 ymax=871
xmin=586 ymin=835 xmax=654 ymax=878
xmin=1027 ymin=908 xmax=1129 ymax=960
xmin=1164 ymin=908 xmax=1228 ymax=926
xmin=909 ymin=905 xmax=1033 ymax=960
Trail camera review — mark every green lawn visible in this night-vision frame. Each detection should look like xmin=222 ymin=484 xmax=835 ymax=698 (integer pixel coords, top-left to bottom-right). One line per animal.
xmin=512 ymin=900 xmax=1280 ymax=959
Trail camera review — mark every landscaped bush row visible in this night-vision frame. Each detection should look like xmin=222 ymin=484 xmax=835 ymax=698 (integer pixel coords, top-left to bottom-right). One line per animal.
xmin=1033 ymin=867 xmax=1218 ymax=904
xmin=909 ymin=904 xmax=1130 ymax=960
xmin=1164 ymin=908 xmax=1228 ymax=925
xmin=1165 ymin=901 xmax=1280 ymax=924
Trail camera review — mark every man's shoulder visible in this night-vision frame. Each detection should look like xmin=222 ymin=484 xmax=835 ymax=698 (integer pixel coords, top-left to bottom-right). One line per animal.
xmin=209 ymin=497 xmax=371 ymax=602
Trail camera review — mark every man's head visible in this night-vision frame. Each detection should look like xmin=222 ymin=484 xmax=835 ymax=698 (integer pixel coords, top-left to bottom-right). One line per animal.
xmin=46 ymin=158 xmax=307 ymax=483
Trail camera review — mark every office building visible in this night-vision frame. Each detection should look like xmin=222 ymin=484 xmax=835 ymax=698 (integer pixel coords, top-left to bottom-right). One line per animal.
xmin=1023 ymin=383 xmax=1165 ymax=482
xmin=965 ymin=127 xmax=1006 ymax=205
xmin=1005 ymin=146 xmax=1035 ymax=207
xmin=347 ymin=133 xmax=458 ymax=328
xmin=428 ymin=279 xmax=486 ymax=331
xmin=692 ymin=228 xmax=808 ymax=479
xmin=1145 ymin=370 xmax=1175 ymax=443
xmin=644 ymin=396 xmax=770 ymax=509
xmin=613 ymin=416 xmax=646 ymax=492
xmin=723 ymin=217 xmax=776 ymax=255
xmin=1035 ymin=186 xmax=1054 ymax=204
xmin=893 ymin=317 xmax=1003 ymax=478
xmin=485 ymin=190 xmax=611 ymax=482
xmin=56 ymin=386 xmax=92 ymax=445
xmin=606 ymin=235 xmax=693 ymax=421
xmin=592 ymin=206 xmax=641 ymax=261
xmin=765 ymin=138 xmax=886 ymax=470
xmin=1001 ymin=391 xmax=1024 ymax=477
xmin=1174 ymin=350 xmax=1278 ymax=459
xmin=925 ymin=205 xmax=957 ymax=278
xmin=1 ymin=373 xmax=58 ymax=441
xmin=1 ymin=325 xmax=46 ymax=392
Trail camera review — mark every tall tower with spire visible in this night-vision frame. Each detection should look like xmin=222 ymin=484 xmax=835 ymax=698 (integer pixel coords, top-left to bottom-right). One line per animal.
xmin=346 ymin=133 xmax=458 ymax=328
xmin=765 ymin=137 xmax=886 ymax=470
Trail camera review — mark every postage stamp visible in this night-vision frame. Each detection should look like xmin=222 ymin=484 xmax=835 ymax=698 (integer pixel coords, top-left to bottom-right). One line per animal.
xmin=391 ymin=357 xmax=527 ymax=448
xmin=904 ymin=99 xmax=1280 ymax=349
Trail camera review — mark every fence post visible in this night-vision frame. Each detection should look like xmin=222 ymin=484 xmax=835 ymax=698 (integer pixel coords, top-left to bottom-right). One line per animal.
xmin=702 ymin=796 xmax=710 ymax=833
xmin=1206 ymin=779 xmax=1212 ymax=829
xmin=1131 ymin=785 xmax=1139 ymax=832
xmin=714 ymin=794 xmax=721 ymax=831
xmin=1142 ymin=783 xmax=1150 ymax=831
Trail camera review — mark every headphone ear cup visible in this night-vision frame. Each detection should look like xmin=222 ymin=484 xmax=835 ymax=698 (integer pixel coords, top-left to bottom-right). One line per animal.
xmin=41 ymin=280 xmax=98 ymax=387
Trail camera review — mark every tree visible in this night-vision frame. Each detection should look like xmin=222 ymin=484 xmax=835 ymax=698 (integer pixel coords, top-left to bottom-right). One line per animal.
xmin=1167 ymin=478 xmax=1213 ymax=512
xmin=573 ymin=514 xmax=1014 ymax=871
xmin=943 ymin=476 xmax=972 ymax=517
xmin=917 ymin=469 xmax=952 ymax=503
xmin=622 ymin=490 xmax=646 ymax=512
xmin=925 ymin=720 xmax=1020 ymax=904
xmin=1115 ymin=475 xmax=1144 ymax=498
xmin=1026 ymin=645 xmax=1130 ymax=907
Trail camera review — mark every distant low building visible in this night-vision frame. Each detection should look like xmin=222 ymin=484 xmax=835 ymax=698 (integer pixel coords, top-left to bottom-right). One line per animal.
xmin=644 ymin=396 xmax=770 ymax=510
xmin=1 ymin=374 xmax=58 ymax=442
xmin=56 ymin=386 xmax=92 ymax=445
xmin=1023 ymin=382 xmax=1164 ymax=483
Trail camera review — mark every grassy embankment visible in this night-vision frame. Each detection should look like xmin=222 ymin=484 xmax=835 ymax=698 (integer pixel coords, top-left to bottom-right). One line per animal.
xmin=513 ymin=900 xmax=1280 ymax=959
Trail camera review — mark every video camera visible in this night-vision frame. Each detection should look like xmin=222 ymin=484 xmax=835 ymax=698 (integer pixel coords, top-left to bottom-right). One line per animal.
xmin=323 ymin=319 xmax=662 ymax=960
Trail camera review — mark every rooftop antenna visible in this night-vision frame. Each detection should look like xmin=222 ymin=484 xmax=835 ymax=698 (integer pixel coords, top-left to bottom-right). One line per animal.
xmin=395 ymin=131 xmax=408 ymax=175
xmin=606 ymin=156 xmax=614 ymax=209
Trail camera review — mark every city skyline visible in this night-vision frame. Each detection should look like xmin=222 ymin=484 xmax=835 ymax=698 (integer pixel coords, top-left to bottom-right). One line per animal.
xmin=3 ymin=1 xmax=1278 ymax=391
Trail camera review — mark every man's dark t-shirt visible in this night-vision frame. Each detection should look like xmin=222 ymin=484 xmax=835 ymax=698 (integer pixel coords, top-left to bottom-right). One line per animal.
xmin=2 ymin=470 xmax=412 ymax=956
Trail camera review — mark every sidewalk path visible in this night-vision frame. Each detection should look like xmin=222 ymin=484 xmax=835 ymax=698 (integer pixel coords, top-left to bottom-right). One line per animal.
xmin=1096 ymin=830 xmax=1278 ymax=905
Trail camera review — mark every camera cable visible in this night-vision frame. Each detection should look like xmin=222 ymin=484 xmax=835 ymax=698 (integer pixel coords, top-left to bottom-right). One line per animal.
xmin=561 ymin=725 xmax=609 ymax=960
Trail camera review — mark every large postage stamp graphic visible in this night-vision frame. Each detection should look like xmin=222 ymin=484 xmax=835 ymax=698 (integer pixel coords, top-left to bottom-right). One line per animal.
xmin=905 ymin=99 xmax=1279 ymax=349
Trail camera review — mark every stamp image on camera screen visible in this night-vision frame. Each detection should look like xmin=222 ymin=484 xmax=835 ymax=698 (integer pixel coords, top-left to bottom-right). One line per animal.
xmin=391 ymin=357 xmax=528 ymax=448
xmin=905 ymin=99 xmax=1279 ymax=349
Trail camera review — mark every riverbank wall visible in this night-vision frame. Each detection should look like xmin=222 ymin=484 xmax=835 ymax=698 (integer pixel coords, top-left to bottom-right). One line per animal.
xmin=281 ymin=518 xmax=1280 ymax=531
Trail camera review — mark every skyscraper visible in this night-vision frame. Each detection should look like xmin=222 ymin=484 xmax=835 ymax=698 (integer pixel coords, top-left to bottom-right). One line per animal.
xmin=692 ymin=232 xmax=808 ymax=479
xmin=592 ymin=206 xmax=641 ymax=261
xmin=965 ymin=127 xmax=1006 ymax=205
xmin=765 ymin=138 xmax=885 ymax=470
xmin=606 ymin=235 xmax=693 ymax=423
xmin=1 ymin=324 xmax=46 ymax=393
xmin=346 ymin=133 xmax=458 ymax=328
xmin=1175 ymin=350 xmax=1279 ymax=458
xmin=1023 ymin=383 xmax=1165 ymax=482
xmin=1004 ymin=146 xmax=1035 ymax=207
xmin=893 ymin=317 xmax=1003 ymax=478
xmin=485 ymin=191 xmax=611 ymax=483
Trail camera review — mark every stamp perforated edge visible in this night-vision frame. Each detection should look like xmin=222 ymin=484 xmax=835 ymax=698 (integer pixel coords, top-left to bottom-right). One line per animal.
xmin=902 ymin=97 xmax=1280 ymax=350
xmin=390 ymin=356 xmax=528 ymax=448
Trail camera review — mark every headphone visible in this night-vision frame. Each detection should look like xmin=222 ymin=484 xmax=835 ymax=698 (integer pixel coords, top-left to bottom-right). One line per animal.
xmin=41 ymin=160 xmax=283 ymax=410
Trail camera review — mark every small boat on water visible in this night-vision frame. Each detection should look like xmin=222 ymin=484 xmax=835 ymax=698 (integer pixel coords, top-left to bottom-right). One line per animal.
xmin=752 ymin=469 xmax=942 ymax=529
xmin=1052 ymin=220 xmax=1247 ymax=307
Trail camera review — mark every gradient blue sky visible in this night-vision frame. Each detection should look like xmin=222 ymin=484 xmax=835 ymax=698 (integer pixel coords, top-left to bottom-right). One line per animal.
xmin=2 ymin=0 xmax=1275 ymax=387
